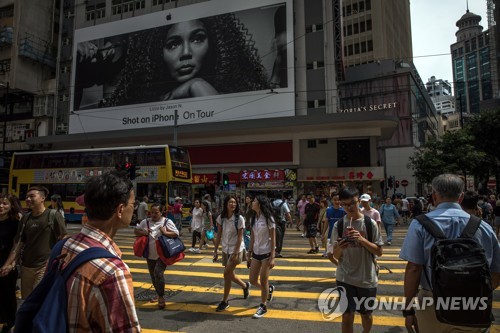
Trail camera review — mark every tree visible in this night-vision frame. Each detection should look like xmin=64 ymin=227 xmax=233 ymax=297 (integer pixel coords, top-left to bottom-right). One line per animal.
xmin=465 ymin=109 xmax=500 ymax=191
xmin=408 ymin=130 xmax=487 ymax=184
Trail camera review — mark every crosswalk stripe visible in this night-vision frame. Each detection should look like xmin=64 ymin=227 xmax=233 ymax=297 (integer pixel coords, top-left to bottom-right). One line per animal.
xmin=132 ymin=281 xmax=500 ymax=309
xmin=134 ymin=301 xmax=500 ymax=329
xmin=125 ymin=258 xmax=406 ymax=266
xmin=128 ymin=267 xmax=406 ymax=282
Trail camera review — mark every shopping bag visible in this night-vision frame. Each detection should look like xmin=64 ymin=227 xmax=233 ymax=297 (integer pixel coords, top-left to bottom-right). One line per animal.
xmin=133 ymin=236 xmax=149 ymax=258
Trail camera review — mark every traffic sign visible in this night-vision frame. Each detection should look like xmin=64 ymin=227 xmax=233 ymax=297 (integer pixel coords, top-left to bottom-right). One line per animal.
xmin=401 ymin=179 xmax=409 ymax=187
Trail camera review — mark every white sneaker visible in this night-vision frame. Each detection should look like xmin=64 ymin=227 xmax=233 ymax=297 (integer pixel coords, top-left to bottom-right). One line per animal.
xmin=194 ymin=248 xmax=201 ymax=253
xmin=189 ymin=247 xmax=196 ymax=252
xmin=201 ymin=244 xmax=208 ymax=250
xmin=300 ymin=234 xmax=305 ymax=238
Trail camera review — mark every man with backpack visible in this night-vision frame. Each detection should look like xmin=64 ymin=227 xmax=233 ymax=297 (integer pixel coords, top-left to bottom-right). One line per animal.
xmin=271 ymin=192 xmax=291 ymax=258
xmin=400 ymin=174 xmax=500 ymax=333
xmin=0 ymin=186 xmax=66 ymax=299
xmin=15 ymin=172 xmax=141 ymax=332
xmin=331 ymin=187 xmax=383 ymax=333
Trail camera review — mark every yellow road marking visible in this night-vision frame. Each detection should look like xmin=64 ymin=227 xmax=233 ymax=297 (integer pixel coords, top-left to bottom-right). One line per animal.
xmin=134 ymin=301 xmax=500 ymax=329
xmin=129 ymin=267 xmax=405 ymax=284
xmin=125 ymin=259 xmax=405 ymax=272
xmin=133 ymin=281 xmax=500 ymax=308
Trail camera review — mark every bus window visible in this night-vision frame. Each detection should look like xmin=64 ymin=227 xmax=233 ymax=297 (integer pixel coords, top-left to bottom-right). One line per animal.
xmin=30 ymin=154 xmax=44 ymax=169
xmin=101 ymin=152 xmax=113 ymax=167
xmin=168 ymin=181 xmax=192 ymax=208
xmin=14 ymin=155 xmax=30 ymax=169
xmin=19 ymin=184 xmax=29 ymax=201
xmin=137 ymin=183 xmax=166 ymax=204
xmin=67 ymin=153 xmax=81 ymax=168
xmin=82 ymin=152 xmax=102 ymax=167
xmin=146 ymin=149 xmax=165 ymax=165
xmin=44 ymin=153 xmax=68 ymax=168
xmin=11 ymin=176 xmax=17 ymax=192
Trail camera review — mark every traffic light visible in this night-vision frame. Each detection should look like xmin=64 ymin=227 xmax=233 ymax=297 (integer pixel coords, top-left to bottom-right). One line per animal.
xmin=223 ymin=174 xmax=229 ymax=186
xmin=388 ymin=177 xmax=393 ymax=188
xmin=123 ymin=162 xmax=137 ymax=180
xmin=216 ymin=171 xmax=221 ymax=186
xmin=395 ymin=180 xmax=400 ymax=188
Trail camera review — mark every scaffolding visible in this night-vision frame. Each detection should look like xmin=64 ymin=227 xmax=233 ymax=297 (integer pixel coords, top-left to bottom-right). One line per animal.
xmin=18 ymin=32 xmax=56 ymax=68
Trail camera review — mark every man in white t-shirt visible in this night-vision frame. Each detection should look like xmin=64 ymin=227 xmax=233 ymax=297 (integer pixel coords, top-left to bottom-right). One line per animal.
xmin=134 ymin=203 xmax=179 ymax=309
xmin=137 ymin=196 xmax=148 ymax=222
xmin=401 ymin=196 xmax=410 ymax=223
xmin=360 ymin=194 xmax=381 ymax=229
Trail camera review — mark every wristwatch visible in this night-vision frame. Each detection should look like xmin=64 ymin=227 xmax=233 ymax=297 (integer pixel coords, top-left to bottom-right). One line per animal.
xmin=402 ymin=308 xmax=416 ymax=317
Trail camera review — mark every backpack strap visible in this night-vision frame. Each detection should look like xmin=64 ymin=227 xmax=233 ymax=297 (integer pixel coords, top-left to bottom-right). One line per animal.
xmin=337 ymin=218 xmax=343 ymax=238
xmin=459 ymin=215 xmax=482 ymax=238
xmin=61 ymin=247 xmax=118 ymax=280
xmin=363 ymin=215 xmax=373 ymax=243
xmin=233 ymin=213 xmax=240 ymax=232
xmin=414 ymin=214 xmax=446 ymax=239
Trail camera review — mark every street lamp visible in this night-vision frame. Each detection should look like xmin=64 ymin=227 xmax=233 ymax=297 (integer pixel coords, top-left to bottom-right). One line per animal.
xmin=0 ymin=81 xmax=8 ymax=154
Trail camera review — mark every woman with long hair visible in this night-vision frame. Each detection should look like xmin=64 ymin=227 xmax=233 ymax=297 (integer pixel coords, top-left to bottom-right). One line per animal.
xmin=104 ymin=14 xmax=270 ymax=106
xmin=247 ymin=195 xmax=276 ymax=318
xmin=213 ymin=195 xmax=249 ymax=312
xmin=0 ymin=194 xmax=23 ymax=332
xmin=50 ymin=194 xmax=65 ymax=220
xmin=200 ymin=200 xmax=215 ymax=249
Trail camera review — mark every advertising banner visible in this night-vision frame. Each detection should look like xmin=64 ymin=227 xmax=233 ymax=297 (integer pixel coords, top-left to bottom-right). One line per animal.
xmin=70 ymin=0 xmax=294 ymax=133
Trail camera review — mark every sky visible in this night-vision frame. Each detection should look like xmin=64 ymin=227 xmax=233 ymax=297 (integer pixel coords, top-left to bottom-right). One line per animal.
xmin=410 ymin=0 xmax=488 ymax=87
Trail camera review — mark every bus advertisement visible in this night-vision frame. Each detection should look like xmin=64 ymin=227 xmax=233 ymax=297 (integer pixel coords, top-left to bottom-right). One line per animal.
xmin=8 ymin=145 xmax=192 ymax=221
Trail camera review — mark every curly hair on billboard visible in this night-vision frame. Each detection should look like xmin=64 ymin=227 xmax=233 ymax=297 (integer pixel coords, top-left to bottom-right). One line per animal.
xmin=103 ymin=13 xmax=270 ymax=107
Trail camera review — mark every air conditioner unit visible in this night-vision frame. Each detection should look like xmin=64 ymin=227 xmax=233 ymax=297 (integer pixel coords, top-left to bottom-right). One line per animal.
xmin=33 ymin=95 xmax=54 ymax=117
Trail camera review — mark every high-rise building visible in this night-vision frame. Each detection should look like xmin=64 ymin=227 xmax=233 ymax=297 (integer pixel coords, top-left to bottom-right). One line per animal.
xmin=341 ymin=0 xmax=413 ymax=68
xmin=0 ymin=0 xmax=59 ymax=191
xmin=450 ymin=8 xmax=497 ymax=114
xmin=426 ymin=76 xmax=456 ymax=116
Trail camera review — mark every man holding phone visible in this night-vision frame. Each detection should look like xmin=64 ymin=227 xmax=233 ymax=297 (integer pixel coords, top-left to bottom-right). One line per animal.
xmin=330 ymin=187 xmax=384 ymax=333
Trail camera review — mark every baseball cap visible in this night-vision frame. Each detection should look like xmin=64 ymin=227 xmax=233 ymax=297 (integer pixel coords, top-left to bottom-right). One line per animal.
xmin=175 ymin=196 xmax=182 ymax=201
xmin=360 ymin=194 xmax=371 ymax=202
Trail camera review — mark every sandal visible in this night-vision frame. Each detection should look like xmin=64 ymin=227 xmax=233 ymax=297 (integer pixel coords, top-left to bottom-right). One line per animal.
xmin=158 ymin=297 xmax=166 ymax=309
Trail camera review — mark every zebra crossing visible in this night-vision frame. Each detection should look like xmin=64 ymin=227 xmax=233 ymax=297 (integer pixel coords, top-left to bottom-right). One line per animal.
xmin=70 ymin=224 xmax=500 ymax=332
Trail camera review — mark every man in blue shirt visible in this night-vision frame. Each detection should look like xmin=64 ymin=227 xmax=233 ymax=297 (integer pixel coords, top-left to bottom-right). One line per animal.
xmin=325 ymin=192 xmax=345 ymax=258
xmin=400 ymin=174 xmax=500 ymax=332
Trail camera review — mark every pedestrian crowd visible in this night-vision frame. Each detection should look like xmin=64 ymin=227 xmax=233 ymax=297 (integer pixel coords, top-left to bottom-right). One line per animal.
xmin=0 ymin=172 xmax=499 ymax=332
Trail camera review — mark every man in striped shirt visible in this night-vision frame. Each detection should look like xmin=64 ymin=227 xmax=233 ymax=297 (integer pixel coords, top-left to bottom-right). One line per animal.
xmin=61 ymin=171 xmax=141 ymax=332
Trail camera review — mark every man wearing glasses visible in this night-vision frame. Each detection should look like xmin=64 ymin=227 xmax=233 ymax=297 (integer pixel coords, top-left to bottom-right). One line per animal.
xmin=331 ymin=187 xmax=384 ymax=333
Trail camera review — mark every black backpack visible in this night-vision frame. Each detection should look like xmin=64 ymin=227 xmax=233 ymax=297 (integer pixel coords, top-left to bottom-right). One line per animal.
xmin=272 ymin=200 xmax=285 ymax=224
xmin=415 ymin=214 xmax=493 ymax=328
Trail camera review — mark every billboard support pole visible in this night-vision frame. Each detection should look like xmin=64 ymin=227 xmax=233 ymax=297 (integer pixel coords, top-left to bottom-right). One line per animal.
xmin=173 ymin=109 xmax=178 ymax=146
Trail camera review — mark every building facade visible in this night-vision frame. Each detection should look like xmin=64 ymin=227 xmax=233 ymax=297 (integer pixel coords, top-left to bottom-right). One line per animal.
xmin=341 ymin=0 xmax=412 ymax=68
xmin=21 ymin=0 xmax=436 ymax=200
xmin=451 ymin=9 xmax=497 ymax=114
xmin=0 ymin=0 xmax=59 ymax=190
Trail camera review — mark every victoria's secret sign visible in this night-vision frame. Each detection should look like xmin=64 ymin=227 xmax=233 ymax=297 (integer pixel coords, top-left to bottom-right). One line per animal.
xmin=338 ymin=102 xmax=397 ymax=113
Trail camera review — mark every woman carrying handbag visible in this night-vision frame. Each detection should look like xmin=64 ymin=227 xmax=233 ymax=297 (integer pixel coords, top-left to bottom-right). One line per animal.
xmin=134 ymin=203 xmax=179 ymax=309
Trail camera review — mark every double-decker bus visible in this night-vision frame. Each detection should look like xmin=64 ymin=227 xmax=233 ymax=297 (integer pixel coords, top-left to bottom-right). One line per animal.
xmin=8 ymin=145 xmax=192 ymax=221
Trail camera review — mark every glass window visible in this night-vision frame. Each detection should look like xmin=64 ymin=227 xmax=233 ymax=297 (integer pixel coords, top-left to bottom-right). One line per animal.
xmin=101 ymin=152 xmax=113 ymax=167
xmin=360 ymin=21 xmax=365 ymax=32
xmin=353 ymin=23 xmax=359 ymax=34
xmin=361 ymin=41 xmax=367 ymax=52
xmin=347 ymin=25 xmax=352 ymax=36
xmin=355 ymin=43 xmax=360 ymax=54
xmin=367 ymin=40 xmax=373 ymax=51
xmin=359 ymin=1 xmax=365 ymax=12
xmin=44 ymin=153 xmax=67 ymax=168
xmin=147 ymin=148 xmax=166 ymax=165
xmin=366 ymin=0 xmax=371 ymax=10
xmin=348 ymin=44 xmax=353 ymax=55
xmin=366 ymin=19 xmax=372 ymax=31
xmin=66 ymin=153 xmax=81 ymax=168
xmin=82 ymin=152 xmax=101 ymax=167
xmin=30 ymin=154 xmax=44 ymax=168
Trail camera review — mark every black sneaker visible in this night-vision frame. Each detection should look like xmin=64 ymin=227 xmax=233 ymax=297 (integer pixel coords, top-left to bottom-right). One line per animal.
xmin=216 ymin=301 xmax=229 ymax=312
xmin=243 ymin=281 xmax=250 ymax=299
xmin=267 ymin=285 xmax=275 ymax=302
xmin=252 ymin=303 xmax=267 ymax=319
xmin=315 ymin=247 xmax=319 ymax=253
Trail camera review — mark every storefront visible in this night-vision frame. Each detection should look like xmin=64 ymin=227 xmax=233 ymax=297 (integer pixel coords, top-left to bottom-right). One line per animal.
xmin=240 ymin=169 xmax=297 ymax=199
xmin=297 ymin=167 xmax=385 ymax=201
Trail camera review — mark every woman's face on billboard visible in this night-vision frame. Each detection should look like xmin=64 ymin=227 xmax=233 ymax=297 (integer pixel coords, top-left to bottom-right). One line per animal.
xmin=163 ymin=20 xmax=209 ymax=83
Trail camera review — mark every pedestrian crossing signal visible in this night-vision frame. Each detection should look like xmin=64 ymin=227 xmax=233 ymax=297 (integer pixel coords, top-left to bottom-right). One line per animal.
xmin=223 ymin=174 xmax=229 ymax=185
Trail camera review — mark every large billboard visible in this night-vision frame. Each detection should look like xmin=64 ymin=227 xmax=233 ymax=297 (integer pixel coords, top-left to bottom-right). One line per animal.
xmin=69 ymin=0 xmax=294 ymax=134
